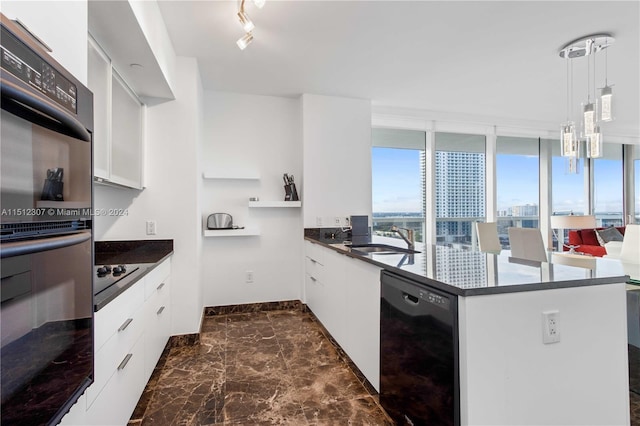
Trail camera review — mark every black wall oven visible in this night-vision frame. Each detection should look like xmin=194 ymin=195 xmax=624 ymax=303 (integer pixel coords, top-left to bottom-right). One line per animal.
xmin=0 ymin=14 xmax=94 ymax=425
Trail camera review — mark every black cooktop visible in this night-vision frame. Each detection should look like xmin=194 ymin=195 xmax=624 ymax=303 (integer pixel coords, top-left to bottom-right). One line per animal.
xmin=93 ymin=263 xmax=149 ymax=296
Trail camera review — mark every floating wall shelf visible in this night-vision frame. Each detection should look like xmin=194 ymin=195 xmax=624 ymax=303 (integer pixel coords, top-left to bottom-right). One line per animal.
xmin=202 ymin=172 xmax=260 ymax=180
xmin=203 ymin=228 xmax=260 ymax=237
xmin=248 ymin=201 xmax=301 ymax=208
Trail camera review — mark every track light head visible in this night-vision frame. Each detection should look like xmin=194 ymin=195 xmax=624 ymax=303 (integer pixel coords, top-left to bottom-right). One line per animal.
xmin=237 ymin=32 xmax=253 ymax=50
xmin=237 ymin=11 xmax=255 ymax=33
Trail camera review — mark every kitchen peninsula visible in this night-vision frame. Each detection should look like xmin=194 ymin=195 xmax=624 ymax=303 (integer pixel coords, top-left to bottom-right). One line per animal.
xmin=304 ymin=233 xmax=630 ymax=426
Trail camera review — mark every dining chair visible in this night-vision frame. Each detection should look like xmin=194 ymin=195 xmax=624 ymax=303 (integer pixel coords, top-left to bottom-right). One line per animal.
xmin=475 ymin=222 xmax=502 ymax=253
xmin=508 ymin=227 xmax=548 ymax=263
xmin=620 ymin=224 xmax=640 ymax=264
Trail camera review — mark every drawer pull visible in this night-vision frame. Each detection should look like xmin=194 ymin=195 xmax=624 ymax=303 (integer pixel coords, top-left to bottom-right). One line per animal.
xmin=310 ymin=258 xmax=317 ymax=264
xmin=117 ymin=353 xmax=133 ymax=371
xmin=310 ymin=276 xmax=317 ymax=282
xmin=156 ymin=306 xmax=165 ymax=315
xmin=157 ymin=282 xmax=165 ymax=290
xmin=117 ymin=318 xmax=133 ymax=332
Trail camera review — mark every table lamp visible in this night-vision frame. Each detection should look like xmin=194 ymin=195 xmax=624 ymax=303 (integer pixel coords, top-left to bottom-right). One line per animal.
xmin=550 ymin=214 xmax=597 ymax=254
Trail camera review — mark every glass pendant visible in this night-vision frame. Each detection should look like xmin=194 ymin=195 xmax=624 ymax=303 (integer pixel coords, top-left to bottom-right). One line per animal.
xmin=582 ymin=102 xmax=596 ymax=136
xmin=587 ymin=127 xmax=603 ymax=158
xmin=600 ymin=86 xmax=613 ymax=121
xmin=560 ymin=123 xmax=577 ymax=157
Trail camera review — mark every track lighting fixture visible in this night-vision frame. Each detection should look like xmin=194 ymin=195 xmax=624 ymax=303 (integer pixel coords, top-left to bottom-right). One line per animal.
xmin=236 ymin=0 xmax=264 ymax=50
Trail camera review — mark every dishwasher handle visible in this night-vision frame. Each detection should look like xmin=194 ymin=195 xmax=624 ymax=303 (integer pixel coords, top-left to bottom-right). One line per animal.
xmin=403 ymin=293 xmax=420 ymax=306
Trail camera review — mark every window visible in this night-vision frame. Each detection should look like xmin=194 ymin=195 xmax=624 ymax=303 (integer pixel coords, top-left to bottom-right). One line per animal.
xmin=593 ymin=144 xmax=624 ymax=227
xmin=496 ymin=137 xmax=539 ymax=248
xmin=633 ymin=145 xmax=640 ymax=224
xmin=435 ymin=132 xmax=485 ymax=246
xmin=371 ymin=129 xmax=425 ymax=242
xmin=551 ymin=139 xmax=586 ymax=216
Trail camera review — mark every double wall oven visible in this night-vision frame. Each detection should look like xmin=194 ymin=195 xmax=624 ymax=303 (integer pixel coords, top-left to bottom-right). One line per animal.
xmin=0 ymin=14 xmax=94 ymax=425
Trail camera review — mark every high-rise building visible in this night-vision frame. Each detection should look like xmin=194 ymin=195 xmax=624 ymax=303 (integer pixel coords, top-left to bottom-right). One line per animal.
xmin=421 ymin=150 xmax=486 ymax=244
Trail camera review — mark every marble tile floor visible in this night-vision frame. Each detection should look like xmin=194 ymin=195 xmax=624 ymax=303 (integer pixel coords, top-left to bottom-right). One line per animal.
xmin=128 ymin=308 xmax=640 ymax=425
xmin=128 ymin=310 xmax=393 ymax=425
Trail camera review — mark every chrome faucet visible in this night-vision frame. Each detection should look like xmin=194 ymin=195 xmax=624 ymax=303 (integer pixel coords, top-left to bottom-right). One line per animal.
xmin=390 ymin=226 xmax=415 ymax=250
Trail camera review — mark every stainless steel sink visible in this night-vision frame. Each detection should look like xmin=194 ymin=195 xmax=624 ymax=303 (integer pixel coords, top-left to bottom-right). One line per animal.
xmin=350 ymin=244 xmax=420 ymax=255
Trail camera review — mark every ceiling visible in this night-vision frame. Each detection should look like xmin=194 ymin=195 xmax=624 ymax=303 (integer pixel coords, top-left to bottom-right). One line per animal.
xmin=157 ymin=0 xmax=640 ymax=138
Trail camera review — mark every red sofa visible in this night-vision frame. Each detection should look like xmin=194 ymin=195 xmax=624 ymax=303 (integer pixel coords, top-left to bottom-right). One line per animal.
xmin=567 ymin=226 xmax=626 ymax=257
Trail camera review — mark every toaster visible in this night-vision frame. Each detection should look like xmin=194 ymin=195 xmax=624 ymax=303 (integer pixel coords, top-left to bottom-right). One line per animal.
xmin=207 ymin=213 xmax=233 ymax=229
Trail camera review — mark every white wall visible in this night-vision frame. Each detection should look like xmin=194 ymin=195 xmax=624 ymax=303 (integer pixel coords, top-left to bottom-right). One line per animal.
xmin=458 ymin=283 xmax=629 ymax=426
xmin=302 ymin=94 xmax=372 ymax=228
xmin=200 ymin=91 xmax=303 ymax=306
xmin=94 ymin=56 xmax=203 ymax=336
xmin=1 ymin=1 xmax=88 ymax=84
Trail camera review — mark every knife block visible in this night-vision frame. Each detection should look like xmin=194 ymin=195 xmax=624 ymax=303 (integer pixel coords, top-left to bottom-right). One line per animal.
xmin=284 ymin=183 xmax=299 ymax=201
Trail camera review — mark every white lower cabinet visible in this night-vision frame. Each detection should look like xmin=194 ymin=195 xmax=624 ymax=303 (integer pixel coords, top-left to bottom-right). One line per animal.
xmin=303 ymin=242 xmax=381 ymax=391
xmin=343 ymin=256 xmax=381 ymax=391
xmin=61 ymin=257 xmax=171 ymax=425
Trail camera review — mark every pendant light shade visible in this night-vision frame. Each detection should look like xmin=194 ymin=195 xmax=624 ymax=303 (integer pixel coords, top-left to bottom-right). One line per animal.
xmin=561 ymin=123 xmax=577 ymax=157
xmin=582 ymin=101 xmax=596 ymax=136
xmin=600 ymin=85 xmax=613 ymax=121
xmin=587 ymin=126 xmax=603 ymax=158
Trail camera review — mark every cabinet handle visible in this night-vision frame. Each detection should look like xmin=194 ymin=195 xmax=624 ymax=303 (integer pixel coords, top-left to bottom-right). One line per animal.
xmin=310 ymin=276 xmax=317 ymax=282
xmin=156 ymin=306 xmax=165 ymax=315
xmin=157 ymin=282 xmax=165 ymax=290
xmin=117 ymin=353 xmax=133 ymax=371
xmin=310 ymin=258 xmax=317 ymax=264
xmin=117 ymin=318 xmax=133 ymax=332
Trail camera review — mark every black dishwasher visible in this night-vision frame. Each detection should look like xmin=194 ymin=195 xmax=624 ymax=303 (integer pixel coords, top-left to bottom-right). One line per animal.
xmin=380 ymin=270 xmax=459 ymax=426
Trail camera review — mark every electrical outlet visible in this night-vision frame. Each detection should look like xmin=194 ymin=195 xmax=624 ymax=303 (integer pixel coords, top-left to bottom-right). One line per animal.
xmin=542 ymin=310 xmax=560 ymax=344
xmin=316 ymin=216 xmax=323 ymax=226
xmin=146 ymin=221 xmax=157 ymax=235
xmin=334 ymin=216 xmax=341 ymax=226
xmin=245 ymin=270 xmax=254 ymax=284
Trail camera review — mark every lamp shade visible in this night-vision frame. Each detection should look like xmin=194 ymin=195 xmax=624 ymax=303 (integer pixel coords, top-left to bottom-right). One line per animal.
xmin=550 ymin=215 xmax=596 ymax=229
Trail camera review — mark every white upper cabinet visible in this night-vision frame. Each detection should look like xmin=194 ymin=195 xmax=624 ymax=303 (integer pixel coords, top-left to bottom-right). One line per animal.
xmin=88 ymin=36 xmax=144 ymax=189
xmin=110 ymin=71 xmax=144 ymax=188
xmin=87 ymin=38 xmax=111 ymax=179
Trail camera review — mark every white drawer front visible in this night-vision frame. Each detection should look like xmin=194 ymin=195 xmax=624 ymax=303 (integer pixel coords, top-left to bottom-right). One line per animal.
xmin=304 ymin=240 xmax=325 ymax=265
xmin=144 ymin=279 xmax=171 ymax=380
xmin=94 ymin=282 xmax=144 ymax=351
xmin=304 ymin=255 xmax=325 ymax=282
xmin=85 ymin=336 xmax=145 ymax=425
xmin=87 ymin=303 xmax=144 ymax=407
xmin=144 ymin=258 xmax=171 ymax=300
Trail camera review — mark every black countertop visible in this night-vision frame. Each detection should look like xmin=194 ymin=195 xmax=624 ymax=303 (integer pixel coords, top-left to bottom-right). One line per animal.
xmin=304 ymin=234 xmax=631 ymax=297
xmin=94 ymin=240 xmax=173 ymax=311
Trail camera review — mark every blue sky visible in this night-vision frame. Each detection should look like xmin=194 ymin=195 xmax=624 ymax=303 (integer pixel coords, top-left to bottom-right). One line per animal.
xmin=372 ymin=147 xmax=627 ymax=214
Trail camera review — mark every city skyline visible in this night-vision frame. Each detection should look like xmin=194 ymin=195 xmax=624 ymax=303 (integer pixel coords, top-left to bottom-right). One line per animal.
xmin=372 ymin=147 xmax=628 ymax=215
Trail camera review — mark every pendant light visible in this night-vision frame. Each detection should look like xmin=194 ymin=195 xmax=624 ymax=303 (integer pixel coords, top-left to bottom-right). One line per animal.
xmin=600 ymin=37 xmax=614 ymax=122
xmin=558 ymin=33 xmax=615 ymax=166
xmin=561 ymin=59 xmax=577 ymax=159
